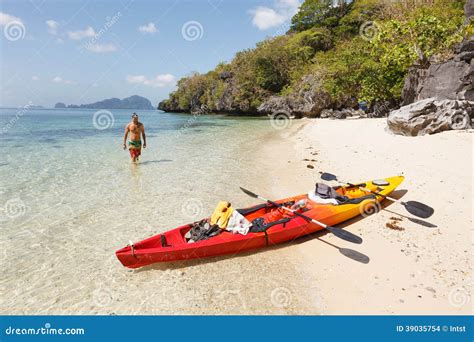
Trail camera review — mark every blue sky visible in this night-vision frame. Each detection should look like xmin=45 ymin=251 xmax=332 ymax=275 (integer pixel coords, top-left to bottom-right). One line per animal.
xmin=0 ymin=0 xmax=301 ymax=107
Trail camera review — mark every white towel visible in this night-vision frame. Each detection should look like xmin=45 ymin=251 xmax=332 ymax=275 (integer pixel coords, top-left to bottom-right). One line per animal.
xmin=307 ymin=190 xmax=339 ymax=205
xmin=226 ymin=210 xmax=252 ymax=235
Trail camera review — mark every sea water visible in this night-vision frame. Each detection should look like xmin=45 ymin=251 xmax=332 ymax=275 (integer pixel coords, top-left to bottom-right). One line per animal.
xmin=0 ymin=108 xmax=320 ymax=314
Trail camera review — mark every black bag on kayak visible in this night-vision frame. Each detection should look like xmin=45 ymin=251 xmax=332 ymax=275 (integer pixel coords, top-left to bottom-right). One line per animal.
xmin=315 ymin=183 xmax=348 ymax=203
xmin=187 ymin=219 xmax=221 ymax=242
xmin=314 ymin=182 xmax=376 ymax=205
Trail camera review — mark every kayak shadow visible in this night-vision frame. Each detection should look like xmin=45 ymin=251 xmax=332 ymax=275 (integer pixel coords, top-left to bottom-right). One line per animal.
xmin=388 ymin=189 xmax=407 ymax=201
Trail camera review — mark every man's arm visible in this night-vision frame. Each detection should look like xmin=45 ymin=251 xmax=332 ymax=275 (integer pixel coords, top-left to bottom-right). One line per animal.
xmin=141 ymin=124 xmax=146 ymax=148
xmin=123 ymin=124 xmax=129 ymax=149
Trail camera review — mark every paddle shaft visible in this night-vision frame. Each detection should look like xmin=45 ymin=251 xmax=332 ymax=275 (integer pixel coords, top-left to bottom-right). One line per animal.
xmin=255 ymin=195 xmax=329 ymax=229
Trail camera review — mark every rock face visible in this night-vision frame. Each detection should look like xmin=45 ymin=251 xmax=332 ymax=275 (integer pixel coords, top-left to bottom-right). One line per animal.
xmin=401 ymin=0 xmax=474 ymax=106
xmin=258 ymin=75 xmax=335 ymax=118
xmin=387 ymin=98 xmax=474 ymax=136
xmin=465 ymin=0 xmax=473 ymax=22
xmin=57 ymin=95 xmax=155 ymax=110
xmin=158 ymin=77 xmax=244 ymax=114
xmin=320 ymin=108 xmax=366 ymax=119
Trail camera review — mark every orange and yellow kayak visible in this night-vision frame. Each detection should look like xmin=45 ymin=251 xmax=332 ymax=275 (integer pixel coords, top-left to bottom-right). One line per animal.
xmin=116 ymin=176 xmax=404 ymax=268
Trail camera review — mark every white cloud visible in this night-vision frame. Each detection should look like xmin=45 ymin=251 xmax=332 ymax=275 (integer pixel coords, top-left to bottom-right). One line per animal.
xmin=249 ymin=0 xmax=301 ymax=30
xmin=46 ymin=19 xmax=59 ymax=35
xmin=138 ymin=22 xmax=157 ymax=34
xmin=0 ymin=12 xmax=23 ymax=26
xmin=67 ymin=26 xmax=96 ymax=40
xmin=32 ymin=76 xmax=40 ymax=81
xmin=126 ymin=74 xmax=175 ymax=88
xmin=85 ymin=43 xmax=118 ymax=53
xmin=52 ymin=76 xmax=73 ymax=84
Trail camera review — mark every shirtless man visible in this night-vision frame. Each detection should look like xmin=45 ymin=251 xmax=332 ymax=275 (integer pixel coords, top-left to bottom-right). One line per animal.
xmin=123 ymin=113 xmax=146 ymax=163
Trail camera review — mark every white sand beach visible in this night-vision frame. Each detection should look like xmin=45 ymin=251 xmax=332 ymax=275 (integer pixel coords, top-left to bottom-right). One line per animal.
xmin=258 ymin=118 xmax=473 ymax=314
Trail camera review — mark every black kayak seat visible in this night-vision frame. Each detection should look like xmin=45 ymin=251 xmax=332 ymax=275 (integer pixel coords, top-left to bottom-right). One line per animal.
xmin=248 ymin=217 xmax=291 ymax=233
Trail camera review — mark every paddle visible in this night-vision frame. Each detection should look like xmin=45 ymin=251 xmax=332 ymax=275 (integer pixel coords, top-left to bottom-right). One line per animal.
xmin=319 ymin=172 xmax=434 ymax=219
xmin=239 ymin=187 xmax=363 ymax=244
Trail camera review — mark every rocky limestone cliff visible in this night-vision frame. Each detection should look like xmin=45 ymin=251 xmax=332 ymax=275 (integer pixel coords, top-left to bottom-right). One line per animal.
xmin=387 ymin=98 xmax=473 ymax=136
xmin=257 ymin=75 xmax=349 ymax=118
xmin=401 ymin=0 xmax=473 ymax=106
xmin=403 ymin=38 xmax=473 ymax=104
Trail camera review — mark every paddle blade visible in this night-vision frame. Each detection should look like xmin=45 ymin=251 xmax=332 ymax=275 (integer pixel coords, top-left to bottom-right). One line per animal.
xmin=320 ymin=172 xmax=337 ymax=182
xmin=403 ymin=200 xmax=434 ymax=219
xmin=326 ymin=226 xmax=363 ymax=244
xmin=339 ymin=248 xmax=370 ymax=264
xmin=239 ymin=187 xmax=259 ymax=199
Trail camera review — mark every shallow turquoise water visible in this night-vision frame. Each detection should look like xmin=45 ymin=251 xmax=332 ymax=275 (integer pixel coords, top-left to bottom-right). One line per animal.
xmin=0 ymin=108 xmax=273 ymax=234
xmin=0 ymin=108 xmax=320 ymax=314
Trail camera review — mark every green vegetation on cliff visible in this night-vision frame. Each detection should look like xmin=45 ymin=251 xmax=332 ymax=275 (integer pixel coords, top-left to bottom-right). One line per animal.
xmin=159 ymin=0 xmax=471 ymax=115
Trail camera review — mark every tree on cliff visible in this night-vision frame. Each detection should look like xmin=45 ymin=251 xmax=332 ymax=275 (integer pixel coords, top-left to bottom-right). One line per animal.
xmin=158 ymin=0 xmax=471 ymax=115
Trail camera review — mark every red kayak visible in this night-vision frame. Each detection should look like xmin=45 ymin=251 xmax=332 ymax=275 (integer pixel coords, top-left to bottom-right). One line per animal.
xmin=115 ymin=176 xmax=404 ymax=268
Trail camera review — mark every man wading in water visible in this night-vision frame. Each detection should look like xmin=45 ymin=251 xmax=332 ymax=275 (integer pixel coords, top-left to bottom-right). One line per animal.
xmin=123 ymin=113 xmax=146 ymax=163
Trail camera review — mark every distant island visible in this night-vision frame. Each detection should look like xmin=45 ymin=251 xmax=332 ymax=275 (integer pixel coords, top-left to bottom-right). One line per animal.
xmin=55 ymin=95 xmax=155 ymax=110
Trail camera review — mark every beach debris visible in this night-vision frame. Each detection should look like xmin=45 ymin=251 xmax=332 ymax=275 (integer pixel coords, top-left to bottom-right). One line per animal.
xmin=386 ymin=218 xmax=405 ymax=231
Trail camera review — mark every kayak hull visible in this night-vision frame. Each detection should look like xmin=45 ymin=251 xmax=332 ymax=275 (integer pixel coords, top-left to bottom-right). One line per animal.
xmin=116 ymin=176 xmax=404 ymax=268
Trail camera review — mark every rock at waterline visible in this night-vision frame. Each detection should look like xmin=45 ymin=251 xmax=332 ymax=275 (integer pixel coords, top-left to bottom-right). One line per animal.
xmin=320 ymin=108 xmax=366 ymax=119
xmin=387 ymin=98 xmax=474 ymax=136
